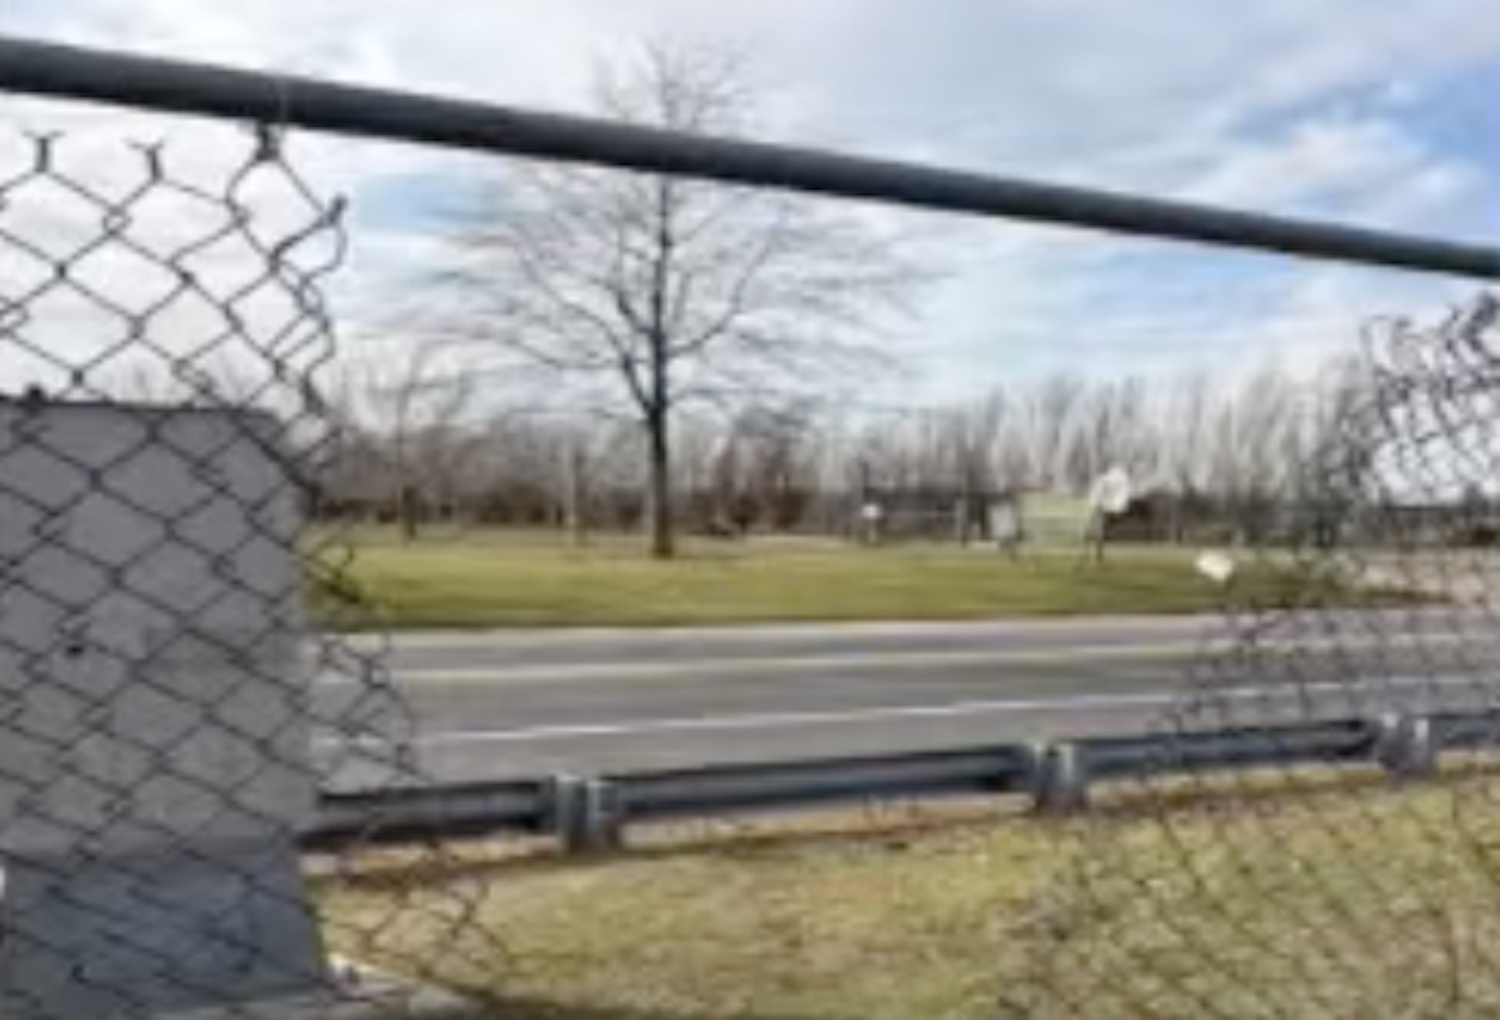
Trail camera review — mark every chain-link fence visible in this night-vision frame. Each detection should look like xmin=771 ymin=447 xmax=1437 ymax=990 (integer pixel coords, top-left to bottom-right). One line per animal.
xmin=7 ymin=38 xmax=1500 ymax=1020
xmin=0 ymin=124 xmax=505 ymax=1019
xmin=1005 ymin=293 xmax=1500 ymax=1019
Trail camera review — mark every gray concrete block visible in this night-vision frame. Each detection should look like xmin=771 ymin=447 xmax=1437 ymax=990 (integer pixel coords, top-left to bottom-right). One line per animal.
xmin=1 ymin=839 xmax=329 ymax=1020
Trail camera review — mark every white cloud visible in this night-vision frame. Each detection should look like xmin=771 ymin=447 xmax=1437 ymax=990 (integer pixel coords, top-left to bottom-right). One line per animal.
xmin=1184 ymin=118 xmax=1430 ymax=211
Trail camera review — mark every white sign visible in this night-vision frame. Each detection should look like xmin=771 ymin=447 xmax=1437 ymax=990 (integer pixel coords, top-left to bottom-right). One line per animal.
xmin=0 ymin=401 xmax=314 ymax=855
xmin=1090 ymin=467 xmax=1133 ymax=516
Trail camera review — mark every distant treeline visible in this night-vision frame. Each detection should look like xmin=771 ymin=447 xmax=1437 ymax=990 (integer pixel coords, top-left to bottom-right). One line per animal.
xmin=310 ymin=364 xmax=1428 ymax=545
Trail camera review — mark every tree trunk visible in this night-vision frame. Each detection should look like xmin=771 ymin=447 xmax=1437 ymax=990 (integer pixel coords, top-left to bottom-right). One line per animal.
xmin=564 ymin=442 xmax=587 ymax=547
xmin=398 ymin=482 xmax=420 ymax=542
xmin=644 ymin=177 xmax=676 ymax=560
xmin=646 ymin=408 xmax=674 ymax=559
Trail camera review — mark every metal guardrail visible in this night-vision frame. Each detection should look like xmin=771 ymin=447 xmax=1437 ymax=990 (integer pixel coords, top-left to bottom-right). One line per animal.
xmin=305 ymin=710 xmax=1500 ymax=854
xmin=1083 ymin=718 xmax=1377 ymax=777
xmin=305 ymin=778 xmax=546 ymax=853
xmin=626 ymin=745 xmax=1035 ymax=820
xmin=1431 ymin=710 xmax=1500 ymax=749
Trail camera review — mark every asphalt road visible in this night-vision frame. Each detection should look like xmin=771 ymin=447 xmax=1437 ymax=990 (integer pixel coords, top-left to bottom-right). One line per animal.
xmin=313 ymin=612 xmax=1500 ymax=788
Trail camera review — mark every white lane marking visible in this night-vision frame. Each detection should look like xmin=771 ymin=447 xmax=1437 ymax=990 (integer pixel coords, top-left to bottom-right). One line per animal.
xmin=319 ymin=631 xmax=1477 ymax=687
xmin=348 ymin=618 xmax=1218 ymax=648
xmin=315 ymin=674 xmax=1489 ymax=749
xmin=348 ymin=642 xmax=1207 ymax=686
xmin=340 ymin=610 xmax=1481 ymax=652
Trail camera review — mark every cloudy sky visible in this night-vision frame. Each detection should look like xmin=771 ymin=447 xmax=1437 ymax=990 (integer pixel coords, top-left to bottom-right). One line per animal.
xmin=4 ymin=0 xmax=1498 ymax=400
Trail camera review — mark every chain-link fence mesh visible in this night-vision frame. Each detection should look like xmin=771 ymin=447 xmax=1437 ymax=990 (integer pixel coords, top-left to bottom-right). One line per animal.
xmin=1005 ymin=292 xmax=1500 ymax=1019
xmin=0 ymin=124 xmax=503 ymax=1018
xmin=10 ymin=99 xmax=1500 ymax=1020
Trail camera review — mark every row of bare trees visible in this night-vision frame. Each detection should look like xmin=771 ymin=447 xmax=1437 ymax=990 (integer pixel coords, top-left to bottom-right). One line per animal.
xmin=313 ymin=366 xmax=1351 ymax=544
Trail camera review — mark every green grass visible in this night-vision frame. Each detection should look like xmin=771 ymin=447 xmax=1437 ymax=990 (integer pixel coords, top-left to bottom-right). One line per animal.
xmin=309 ymin=527 xmax=1372 ymax=629
xmin=321 ymin=771 xmax=1500 ymax=1019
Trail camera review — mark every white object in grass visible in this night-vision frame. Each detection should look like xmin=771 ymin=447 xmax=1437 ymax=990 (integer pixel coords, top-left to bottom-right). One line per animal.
xmin=1196 ymin=550 xmax=1236 ymax=584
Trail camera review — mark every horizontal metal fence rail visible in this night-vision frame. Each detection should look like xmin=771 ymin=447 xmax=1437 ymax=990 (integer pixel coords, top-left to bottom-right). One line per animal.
xmin=306 ymin=710 xmax=1500 ymax=854
xmin=4 ymin=37 xmax=1500 ymax=280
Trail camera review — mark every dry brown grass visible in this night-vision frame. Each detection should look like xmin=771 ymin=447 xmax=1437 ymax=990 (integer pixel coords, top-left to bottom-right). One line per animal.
xmin=320 ymin=761 xmax=1500 ymax=1019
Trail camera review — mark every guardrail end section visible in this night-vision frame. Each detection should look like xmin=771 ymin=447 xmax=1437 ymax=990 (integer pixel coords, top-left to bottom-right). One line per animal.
xmin=1374 ymin=712 xmax=1438 ymax=782
xmin=545 ymin=774 xmax=624 ymax=853
xmin=1029 ymin=741 xmax=1090 ymax=815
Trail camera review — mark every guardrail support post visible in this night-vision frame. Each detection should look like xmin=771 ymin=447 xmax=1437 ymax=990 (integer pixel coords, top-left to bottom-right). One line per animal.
xmin=1029 ymin=742 xmax=1090 ymax=814
xmin=546 ymin=775 xmax=624 ymax=853
xmin=1374 ymin=712 xmax=1438 ymax=781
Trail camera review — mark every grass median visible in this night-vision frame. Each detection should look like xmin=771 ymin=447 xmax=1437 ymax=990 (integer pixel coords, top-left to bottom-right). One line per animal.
xmin=310 ymin=527 xmax=1374 ymax=629
xmin=322 ymin=769 xmax=1500 ymax=1020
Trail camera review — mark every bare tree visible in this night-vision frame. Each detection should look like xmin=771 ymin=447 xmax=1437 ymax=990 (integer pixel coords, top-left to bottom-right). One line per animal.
xmin=1156 ymin=372 xmax=1213 ymax=540
xmin=1200 ymin=368 xmax=1306 ymax=544
xmin=739 ymin=402 xmax=821 ymax=532
xmin=918 ymin=401 xmax=1005 ymax=543
xmin=411 ymin=45 xmax=918 ymax=557
xmin=360 ymin=342 xmax=478 ymax=540
xmin=1025 ymin=375 xmax=1087 ymax=491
